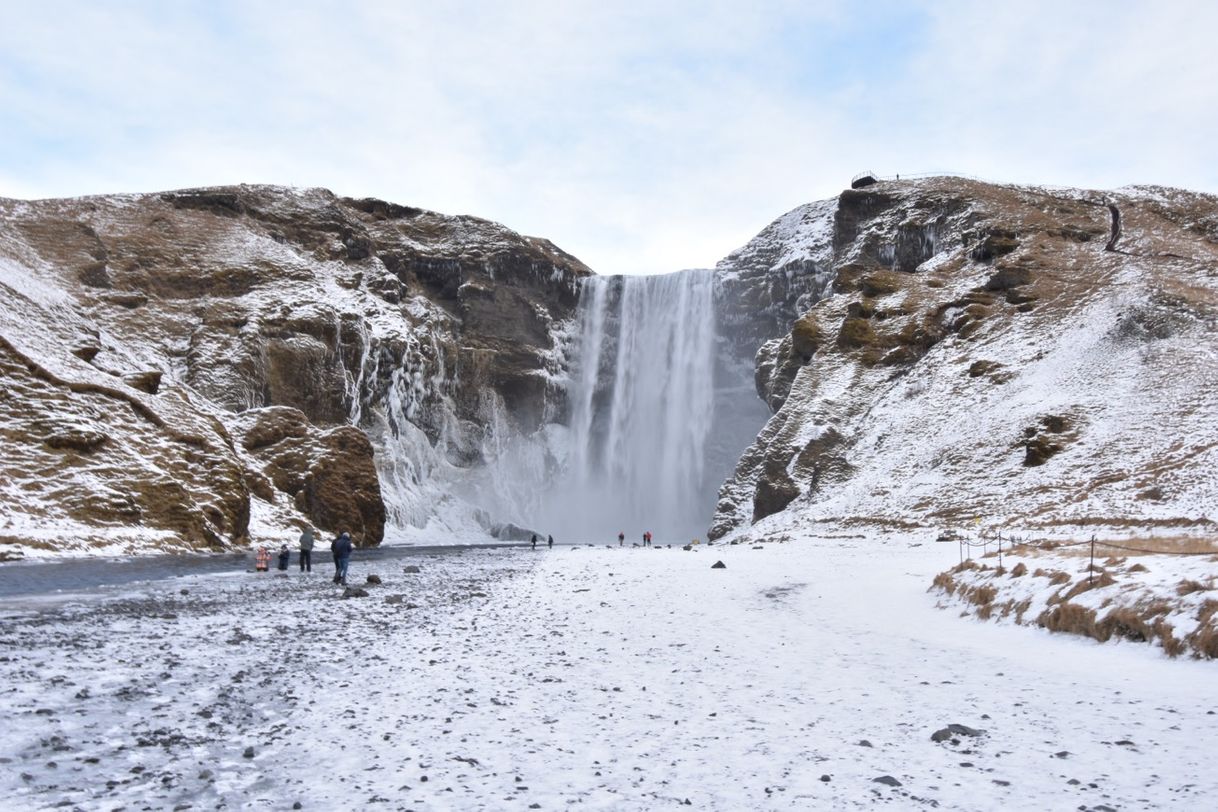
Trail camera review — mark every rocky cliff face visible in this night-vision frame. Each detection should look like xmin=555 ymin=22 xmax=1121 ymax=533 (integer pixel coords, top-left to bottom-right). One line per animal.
xmin=0 ymin=185 xmax=589 ymax=557
xmin=710 ymin=178 xmax=1218 ymax=540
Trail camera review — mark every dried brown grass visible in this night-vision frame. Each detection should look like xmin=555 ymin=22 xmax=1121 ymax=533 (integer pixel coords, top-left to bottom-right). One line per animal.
xmin=1034 ymin=569 xmax=1071 ymax=585
xmin=1038 ymin=602 xmax=1098 ymax=637
xmin=1039 ymin=602 xmax=1197 ymax=656
xmin=1176 ymin=579 xmax=1211 ymax=596
xmin=932 ymin=571 xmax=958 ymax=596
xmin=1059 ymin=571 xmax=1116 ymax=602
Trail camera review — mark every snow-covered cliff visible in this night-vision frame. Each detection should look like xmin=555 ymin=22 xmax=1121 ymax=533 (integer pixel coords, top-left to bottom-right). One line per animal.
xmin=710 ymin=178 xmax=1218 ymax=541
xmin=0 ymin=185 xmax=590 ymax=557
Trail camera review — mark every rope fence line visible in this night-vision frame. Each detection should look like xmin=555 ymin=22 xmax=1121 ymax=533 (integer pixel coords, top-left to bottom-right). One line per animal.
xmin=948 ymin=531 xmax=1217 ymax=584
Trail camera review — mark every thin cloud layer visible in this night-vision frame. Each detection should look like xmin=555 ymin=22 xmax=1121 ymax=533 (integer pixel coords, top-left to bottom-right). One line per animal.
xmin=1 ymin=1 xmax=1214 ymax=274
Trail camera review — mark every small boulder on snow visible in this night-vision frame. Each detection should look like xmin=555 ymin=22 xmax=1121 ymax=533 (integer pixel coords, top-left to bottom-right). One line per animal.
xmin=931 ymin=723 xmax=985 ymax=743
xmin=711 ymin=560 xmax=726 ymax=569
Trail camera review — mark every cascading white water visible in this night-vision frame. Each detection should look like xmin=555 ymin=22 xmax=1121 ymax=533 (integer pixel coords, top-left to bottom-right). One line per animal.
xmin=543 ymin=270 xmax=720 ymax=541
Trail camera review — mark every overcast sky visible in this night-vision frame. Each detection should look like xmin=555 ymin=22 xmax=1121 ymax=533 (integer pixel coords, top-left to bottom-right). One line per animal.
xmin=2 ymin=1 xmax=1215 ymax=275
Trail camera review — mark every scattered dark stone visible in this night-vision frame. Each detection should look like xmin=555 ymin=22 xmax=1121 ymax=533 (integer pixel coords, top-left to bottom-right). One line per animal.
xmin=857 ymin=740 xmax=873 ymax=747
xmin=819 ymin=774 xmax=831 ymax=782
xmin=968 ymin=360 xmax=1003 ymax=378
xmin=198 ymin=770 xmax=213 ymax=780
xmin=932 ymin=724 xmax=983 ymax=742
xmin=992 ymin=779 xmax=1010 ymax=787
xmin=384 ymin=595 xmax=416 ymax=607
xmin=403 ymin=565 xmax=421 ymax=574
xmin=682 ymin=545 xmax=693 ymax=551
xmin=1067 ymin=779 xmax=1081 ymax=786
xmin=122 ymin=370 xmax=163 ymax=394
xmin=342 ymin=587 xmax=370 ymax=599
xmin=982 ymin=265 xmax=1031 ymax=290
xmin=971 ymin=230 xmax=1020 ymax=263
xmin=71 ymin=342 xmax=101 ymax=362
xmin=293 ymin=803 xmax=302 ymax=810
xmin=959 ymin=762 xmax=974 ymax=768
xmin=1054 ymin=750 xmax=1070 ymax=759
xmin=243 ymin=746 xmax=256 ymax=759
xmin=74 ymin=688 xmax=90 ymax=700
xmin=365 ymin=574 xmax=382 ymax=585
xmin=873 ymin=775 xmax=902 ymax=787
xmin=711 ymin=561 xmax=726 ymax=569
xmin=43 ymin=428 xmax=109 ymax=452
xmin=1114 ymin=740 xmax=1135 ymax=747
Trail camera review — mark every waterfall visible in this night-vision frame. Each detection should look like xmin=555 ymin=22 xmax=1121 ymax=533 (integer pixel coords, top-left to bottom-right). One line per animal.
xmin=543 ymin=270 xmax=721 ymax=542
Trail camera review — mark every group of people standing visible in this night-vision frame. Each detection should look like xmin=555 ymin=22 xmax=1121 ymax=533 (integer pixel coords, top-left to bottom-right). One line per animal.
xmin=530 ymin=534 xmax=554 ymax=550
xmin=253 ymin=528 xmax=353 ymax=585
xmin=617 ymin=531 xmax=654 ymax=546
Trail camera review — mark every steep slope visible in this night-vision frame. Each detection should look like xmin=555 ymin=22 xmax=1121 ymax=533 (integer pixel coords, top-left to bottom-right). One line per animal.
xmin=0 ymin=185 xmax=590 ymax=557
xmin=711 ymin=178 xmax=1218 ymax=540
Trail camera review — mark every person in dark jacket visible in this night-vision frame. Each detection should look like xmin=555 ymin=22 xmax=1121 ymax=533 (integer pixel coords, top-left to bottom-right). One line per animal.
xmin=547 ymin=534 xmax=553 ymax=549
xmin=298 ymin=528 xmax=315 ymax=572
xmin=531 ymin=534 xmax=537 ymax=550
xmin=331 ymin=531 xmax=353 ymax=585
xmin=277 ymin=544 xmax=290 ymax=571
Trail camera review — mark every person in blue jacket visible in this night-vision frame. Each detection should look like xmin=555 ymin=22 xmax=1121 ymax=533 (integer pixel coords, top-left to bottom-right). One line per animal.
xmin=331 ymin=531 xmax=353 ymax=585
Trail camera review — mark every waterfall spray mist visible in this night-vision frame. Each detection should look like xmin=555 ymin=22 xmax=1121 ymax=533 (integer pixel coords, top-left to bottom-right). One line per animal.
xmin=543 ymin=270 xmax=720 ymax=542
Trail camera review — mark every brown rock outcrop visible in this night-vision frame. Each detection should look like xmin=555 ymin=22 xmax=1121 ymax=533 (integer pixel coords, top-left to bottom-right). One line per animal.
xmin=711 ymin=178 xmax=1218 ymax=540
xmin=0 ymin=184 xmax=590 ymax=556
xmin=229 ymin=407 xmax=384 ymax=545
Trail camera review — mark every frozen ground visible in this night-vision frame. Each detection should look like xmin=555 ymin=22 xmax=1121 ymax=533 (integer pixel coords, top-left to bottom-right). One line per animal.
xmin=1 ymin=536 xmax=1216 ymax=811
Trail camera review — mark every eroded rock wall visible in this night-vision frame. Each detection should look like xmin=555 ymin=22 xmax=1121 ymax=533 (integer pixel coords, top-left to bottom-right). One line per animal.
xmin=710 ymin=179 xmax=1218 ymax=540
xmin=0 ymin=185 xmax=590 ymax=556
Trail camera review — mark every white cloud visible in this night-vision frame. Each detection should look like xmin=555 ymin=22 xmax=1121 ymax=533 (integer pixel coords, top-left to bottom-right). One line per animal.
xmin=0 ymin=1 xmax=1214 ymax=274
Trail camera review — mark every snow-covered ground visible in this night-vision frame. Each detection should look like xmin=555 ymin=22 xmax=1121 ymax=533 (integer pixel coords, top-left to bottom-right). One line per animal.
xmin=2 ymin=536 xmax=1216 ymax=810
